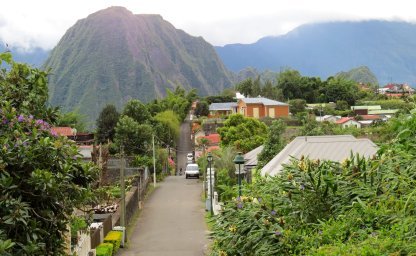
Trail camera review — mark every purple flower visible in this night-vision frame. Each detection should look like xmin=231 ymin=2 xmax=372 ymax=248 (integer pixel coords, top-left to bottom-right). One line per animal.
xmin=237 ymin=203 xmax=243 ymax=209
xmin=22 ymin=141 xmax=28 ymax=147
xmin=271 ymin=210 xmax=276 ymax=215
xmin=2 ymin=118 xmax=8 ymax=124
xmin=300 ymin=184 xmax=305 ymax=190
xmin=274 ymin=231 xmax=282 ymax=236
xmin=236 ymin=196 xmax=241 ymax=202
xmin=50 ymin=130 xmax=58 ymax=137
xmin=318 ymin=230 xmax=323 ymax=235
xmin=17 ymin=115 xmax=24 ymax=122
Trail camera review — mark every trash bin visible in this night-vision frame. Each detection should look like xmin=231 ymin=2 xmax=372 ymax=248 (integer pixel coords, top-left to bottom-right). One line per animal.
xmin=113 ymin=226 xmax=126 ymax=247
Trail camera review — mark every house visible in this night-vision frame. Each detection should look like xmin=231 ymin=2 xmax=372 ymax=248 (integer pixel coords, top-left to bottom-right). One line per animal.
xmin=237 ymin=97 xmax=289 ymax=118
xmin=357 ymin=115 xmax=384 ymax=127
xmin=51 ymin=126 xmax=75 ymax=137
xmin=261 ymin=135 xmax=378 ymax=176
xmin=209 ymin=102 xmax=238 ymax=117
xmin=351 ymin=105 xmax=381 ymax=115
xmin=336 ymin=117 xmax=361 ymax=128
xmin=197 ymin=133 xmax=220 ymax=146
xmin=315 ymin=115 xmax=341 ymax=123
xmin=379 ymin=83 xmax=415 ymax=96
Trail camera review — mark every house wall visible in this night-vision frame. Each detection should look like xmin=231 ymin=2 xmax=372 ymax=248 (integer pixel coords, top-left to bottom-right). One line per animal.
xmin=238 ymin=100 xmax=289 ymax=118
xmin=273 ymin=106 xmax=289 ymax=117
xmin=237 ymin=100 xmax=247 ymax=115
xmin=246 ymin=104 xmax=265 ymax=118
xmin=342 ymin=120 xmax=361 ymax=129
xmin=354 ymin=109 xmax=368 ymax=115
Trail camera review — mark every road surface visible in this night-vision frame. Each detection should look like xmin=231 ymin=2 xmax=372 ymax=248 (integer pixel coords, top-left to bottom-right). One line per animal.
xmin=120 ymin=114 xmax=209 ymax=256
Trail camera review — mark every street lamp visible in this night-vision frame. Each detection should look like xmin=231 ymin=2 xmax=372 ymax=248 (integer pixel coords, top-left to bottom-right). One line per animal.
xmin=233 ymin=152 xmax=245 ymax=197
xmin=207 ymin=152 xmax=214 ymax=215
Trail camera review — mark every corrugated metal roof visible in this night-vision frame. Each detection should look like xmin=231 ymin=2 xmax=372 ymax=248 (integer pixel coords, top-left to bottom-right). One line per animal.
xmin=241 ymin=97 xmax=288 ymax=106
xmin=368 ymin=109 xmax=398 ymax=115
xmin=209 ymin=102 xmax=238 ymax=111
xmin=351 ymin=105 xmax=381 ymax=110
xmin=244 ymin=145 xmax=264 ymax=166
xmin=261 ymin=135 xmax=378 ymax=176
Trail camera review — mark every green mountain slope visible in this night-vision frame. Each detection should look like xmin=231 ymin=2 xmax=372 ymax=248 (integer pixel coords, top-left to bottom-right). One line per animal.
xmin=335 ymin=66 xmax=379 ymax=85
xmin=44 ymin=6 xmax=232 ymax=121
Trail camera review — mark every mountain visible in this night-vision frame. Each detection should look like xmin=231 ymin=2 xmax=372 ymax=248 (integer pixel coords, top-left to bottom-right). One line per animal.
xmin=44 ymin=6 xmax=233 ymax=121
xmin=0 ymin=43 xmax=49 ymax=67
xmin=335 ymin=66 xmax=379 ymax=85
xmin=216 ymin=20 xmax=416 ymax=86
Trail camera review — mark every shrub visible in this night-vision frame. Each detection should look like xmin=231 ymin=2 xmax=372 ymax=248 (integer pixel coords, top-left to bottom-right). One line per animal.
xmin=211 ymin=113 xmax=416 ymax=255
xmin=95 ymin=243 xmax=113 ymax=256
xmin=103 ymin=231 xmax=122 ymax=255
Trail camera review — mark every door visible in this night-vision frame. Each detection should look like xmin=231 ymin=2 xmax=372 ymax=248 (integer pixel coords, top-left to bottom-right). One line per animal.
xmin=253 ymin=107 xmax=259 ymax=118
xmin=268 ymin=108 xmax=275 ymax=118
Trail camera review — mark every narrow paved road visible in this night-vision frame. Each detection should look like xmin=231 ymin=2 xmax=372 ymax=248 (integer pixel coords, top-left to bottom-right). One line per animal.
xmin=120 ymin=114 xmax=209 ymax=256
xmin=177 ymin=116 xmax=193 ymax=173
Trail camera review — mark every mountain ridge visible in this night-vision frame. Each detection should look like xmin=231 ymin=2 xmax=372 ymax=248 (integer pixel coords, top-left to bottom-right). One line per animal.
xmin=43 ymin=6 xmax=233 ymax=121
xmin=216 ymin=20 xmax=416 ymax=86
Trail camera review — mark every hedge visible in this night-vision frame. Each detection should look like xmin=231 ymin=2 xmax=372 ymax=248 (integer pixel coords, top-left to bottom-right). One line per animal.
xmin=103 ymin=231 xmax=123 ymax=255
xmin=96 ymin=243 xmax=113 ymax=256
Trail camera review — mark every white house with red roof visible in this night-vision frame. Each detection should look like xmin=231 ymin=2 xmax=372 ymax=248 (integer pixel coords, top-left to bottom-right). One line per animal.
xmin=335 ymin=117 xmax=361 ymax=129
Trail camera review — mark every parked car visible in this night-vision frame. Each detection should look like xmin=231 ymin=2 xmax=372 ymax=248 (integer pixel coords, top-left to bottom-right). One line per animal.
xmin=185 ymin=163 xmax=199 ymax=179
xmin=187 ymin=153 xmax=193 ymax=163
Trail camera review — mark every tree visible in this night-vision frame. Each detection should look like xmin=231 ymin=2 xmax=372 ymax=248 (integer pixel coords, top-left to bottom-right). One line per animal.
xmin=261 ymin=80 xmax=282 ymax=100
xmin=235 ymin=78 xmax=254 ymax=97
xmin=217 ymin=114 xmax=268 ymax=153
xmin=288 ymin=99 xmax=307 ymax=115
xmin=257 ymin=119 xmax=286 ymax=167
xmin=152 ymin=110 xmax=180 ymax=146
xmin=0 ymin=52 xmax=98 ymax=255
xmin=252 ymin=76 xmax=262 ymax=97
xmin=96 ymin=104 xmax=120 ymax=143
xmin=56 ymin=111 xmax=87 ymax=132
xmin=320 ymin=77 xmax=359 ymax=105
xmin=122 ymin=99 xmax=151 ymax=124
xmin=194 ymin=101 xmax=209 ymax=117
xmin=277 ymin=69 xmax=303 ymax=100
xmin=114 ymin=116 xmax=153 ymax=155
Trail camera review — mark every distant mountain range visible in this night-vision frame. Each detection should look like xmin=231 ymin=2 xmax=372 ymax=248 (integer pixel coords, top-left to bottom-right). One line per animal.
xmin=216 ymin=20 xmax=416 ymax=86
xmin=43 ymin=6 xmax=233 ymax=121
xmin=0 ymin=44 xmax=49 ymax=67
xmin=3 ymin=11 xmax=416 ymax=123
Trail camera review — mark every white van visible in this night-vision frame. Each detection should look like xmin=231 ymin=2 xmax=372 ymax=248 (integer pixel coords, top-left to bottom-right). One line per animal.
xmin=185 ymin=163 xmax=199 ymax=179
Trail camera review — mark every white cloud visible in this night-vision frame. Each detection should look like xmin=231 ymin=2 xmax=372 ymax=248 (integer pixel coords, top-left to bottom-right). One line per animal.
xmin=1 ymin=0 xmax=416 ymax=51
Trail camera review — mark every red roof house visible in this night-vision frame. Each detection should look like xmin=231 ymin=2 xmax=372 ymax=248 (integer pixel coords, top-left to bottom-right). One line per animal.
xmin=50 ymin=127 xmax=74 ymax=136
xmin=336 ymin=117 xmax=361 ymax=129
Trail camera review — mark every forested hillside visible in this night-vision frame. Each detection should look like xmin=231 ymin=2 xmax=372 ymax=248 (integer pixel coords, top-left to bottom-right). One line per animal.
xmin=44 ymin=6 xmax=233 ymax=121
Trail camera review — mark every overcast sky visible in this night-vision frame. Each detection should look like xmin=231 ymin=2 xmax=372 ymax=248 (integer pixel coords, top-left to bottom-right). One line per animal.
xmin=1 ymin=0 xmax=415 ymax=52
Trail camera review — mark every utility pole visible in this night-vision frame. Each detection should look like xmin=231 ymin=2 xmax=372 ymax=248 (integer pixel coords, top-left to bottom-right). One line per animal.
xmin=120 ymin=146 xmax=125 ymax=228
xmin=153 ymin=135 xmax=156 ymax=187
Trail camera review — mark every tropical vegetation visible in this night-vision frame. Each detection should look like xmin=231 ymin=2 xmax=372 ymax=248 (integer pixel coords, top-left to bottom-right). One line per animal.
xmin=209 ymin=112 xmax=416 ymax=255
xmin=0 ymin=52 xmax=98 ymax=255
